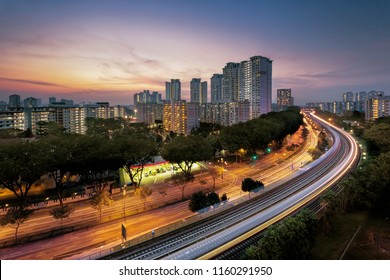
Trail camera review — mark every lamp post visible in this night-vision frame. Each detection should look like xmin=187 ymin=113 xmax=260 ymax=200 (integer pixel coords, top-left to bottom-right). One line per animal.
xmin=218 ymin=158 xmax=227 ymax=187
xmin=220 ymin=158 xmax=224 ymax=180
xmin=122 ymin=186 xmax=127 ymax=222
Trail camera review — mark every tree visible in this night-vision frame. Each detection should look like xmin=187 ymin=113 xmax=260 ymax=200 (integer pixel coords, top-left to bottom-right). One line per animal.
xmin=0 ymin=141 xmax=45 ymax=208
xmin=162 ymin=135 xmax=213 ymax=180
xmin=85 ymin=117 xmax=125 ymax=139
xmin=115 ymin=129 xmax=158 ymax=188
xmin=198 ymin=178 xmax=208 ymax=191
xmin=1 ymin=207 xmax=34 ymax=243
xmin=39 ymin=135 xmax=78 ymax=208
xmin=159 ymin=187 xmax=167 ymax=204
xmin=308 ymin=147 xmax=322 ymax=160
xmin=208 ymin=166 xmax=220 ymax=191
xmin=220 ymin=193 xmax=228 ymax=202
xmin=49 ymin=205 xmax=73 ymax=229
xmin=241 ymin=178 xmax=264 ymax=194
xmin=172 ymin=173 xmax=194 ymax=199
xmin=207 ymin=192 xmax=220 ymax=205
xmin=189 ymin=191 xmax=209 ymax=212
xmin=0 ymin=128 xmax=23 ymax=139
xmin=75 ymin=135 xmax=122 ymax=194
xmin=136 ymin=186 xmax=153 ymax=210
xmin=320 ymin=189 xmax=339 ymax=233
xmin=364 ymin=120 xmax=390 ymax=155
xmin=35 ymin=121 xmax=65 ymax=138
xmin=90 ymin=191 xmax=113 ymax=222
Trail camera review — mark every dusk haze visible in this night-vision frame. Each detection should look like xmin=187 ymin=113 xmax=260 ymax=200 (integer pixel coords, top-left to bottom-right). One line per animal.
xmin=1 ymin=0 xmax=390 ymax=105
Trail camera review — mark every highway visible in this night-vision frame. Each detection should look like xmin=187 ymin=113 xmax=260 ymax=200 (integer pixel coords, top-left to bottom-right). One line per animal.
xmin=104 ymin=113 xmax=359 ymax=260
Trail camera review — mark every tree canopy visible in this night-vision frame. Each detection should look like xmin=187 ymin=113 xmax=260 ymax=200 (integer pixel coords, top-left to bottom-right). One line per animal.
xmin=162 ymin=135 xmax=213 ymax=179
xmin=245 ymin=209 xmax=317 ymax=259
xmin=220 ymin=109 xmax=303 ymax=154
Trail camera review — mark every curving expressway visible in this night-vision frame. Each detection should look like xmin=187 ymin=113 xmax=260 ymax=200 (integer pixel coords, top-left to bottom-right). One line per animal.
xmin=104 ymin=113 xmax=360 ymax=260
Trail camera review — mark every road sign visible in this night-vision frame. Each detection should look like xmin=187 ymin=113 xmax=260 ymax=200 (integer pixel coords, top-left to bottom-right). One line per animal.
xmin=121 ymin=224 xmax=127 ymax=240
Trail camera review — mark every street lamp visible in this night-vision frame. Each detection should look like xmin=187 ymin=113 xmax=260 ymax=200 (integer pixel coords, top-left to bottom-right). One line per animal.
xmin=122 ymin=186 xmax=127 ymax=222
xmin=218 ymin=158 xmax=227 ymax=187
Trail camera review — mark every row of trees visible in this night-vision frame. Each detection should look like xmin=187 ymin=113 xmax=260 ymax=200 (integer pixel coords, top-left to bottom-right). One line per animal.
xmin=244 ymin=209 xmax=318 ymax=259
xmin=219 ymin=107 xmax=303 ymax=156
xmin=0 ymin=123 xmax=161 ymax=241
xmin=188 ymin=191 xmax=227 ymax=212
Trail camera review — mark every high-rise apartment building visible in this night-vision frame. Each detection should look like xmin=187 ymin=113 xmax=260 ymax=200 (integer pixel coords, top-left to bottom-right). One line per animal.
xmin=201 ymin=81 xmax=207 ymax=104
xmin=190 ymin=79 xmax=207 ymax=104
xmin=222 ymin=56 xmax=272 ymax=119
xmin=199 ymin=101 xmax=250 ymax=126
xmin=277 ymin=89 xmax=294 ymax=111
xmin=0 ymin=101 xmax=8 ymax=111
xmin=24 ymin=97 xmax=38 ymax=108
xmin=249 ymin=56 xmax=272 ymax=118
xmin=9 ymin=94 xmax=21 ymax=108
xmin=134 ymin=90 xmax=162 ymax=105
xmin=136 ymin=103 xmax=163 ymax=126
xmin=365 ymin=95 xmax=390 ymax=121
xmin=187 ymin=102 xmax=200 ymax=134
xmin=165 ymin=79 xmax=181 ymax=101
xmin=210 ymin=74 xmax=223 ymax=103
xmin=165 ymin=82 xmax=171 ymax=101
xmin=0 ymin=110 xmax=25 ymax=130
xmin=222 ymin=62 xmax=240 ymax=102
xmin=163 ymin=100 xmax=187 ymax=135
xmin=239 ymin=60 xmax=251 ymax=102
xmin=49 ymin=97 xmax=56 ymax=105
xmin=190 ymin=78 xmax=201 ymax=103
xmin=134 ymin=90 xmax=163 ymax=125
xmin=342 ymin=92 xmax=354 ymax=102
xmin=60 ymin=99 xmax=74 ymax=106
xmin=50 ymin=107 xmax=87 ymax=134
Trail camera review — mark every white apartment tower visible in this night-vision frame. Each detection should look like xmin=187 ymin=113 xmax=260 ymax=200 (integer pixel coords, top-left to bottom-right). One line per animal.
xmin=222 ymin=56 xmax=272 ymax=119
xmin=249 ymin=56 xmax=272 ymax=118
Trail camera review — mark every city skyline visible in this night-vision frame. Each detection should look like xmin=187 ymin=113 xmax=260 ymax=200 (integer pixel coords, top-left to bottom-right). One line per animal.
xmin=1 ymin=0 xmax=390 ymax=105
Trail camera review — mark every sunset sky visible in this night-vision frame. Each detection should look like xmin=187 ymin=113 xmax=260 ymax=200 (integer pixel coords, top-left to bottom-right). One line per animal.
xmin=1 ymin=0 xmax=390 ymax=105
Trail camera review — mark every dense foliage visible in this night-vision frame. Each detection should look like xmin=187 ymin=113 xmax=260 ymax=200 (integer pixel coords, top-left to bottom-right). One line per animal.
xmin=241 ymin=178 xmax=265 ymax=192
xmin=220 ymin=107 xmax=303 ymax=154
xmin=189 ymin=191 xmax=223 ymax=212
xmin=244 ymin=209 xmax=318 ymax=259
xmin=162 ymin=135 xmax=214 ymax=180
